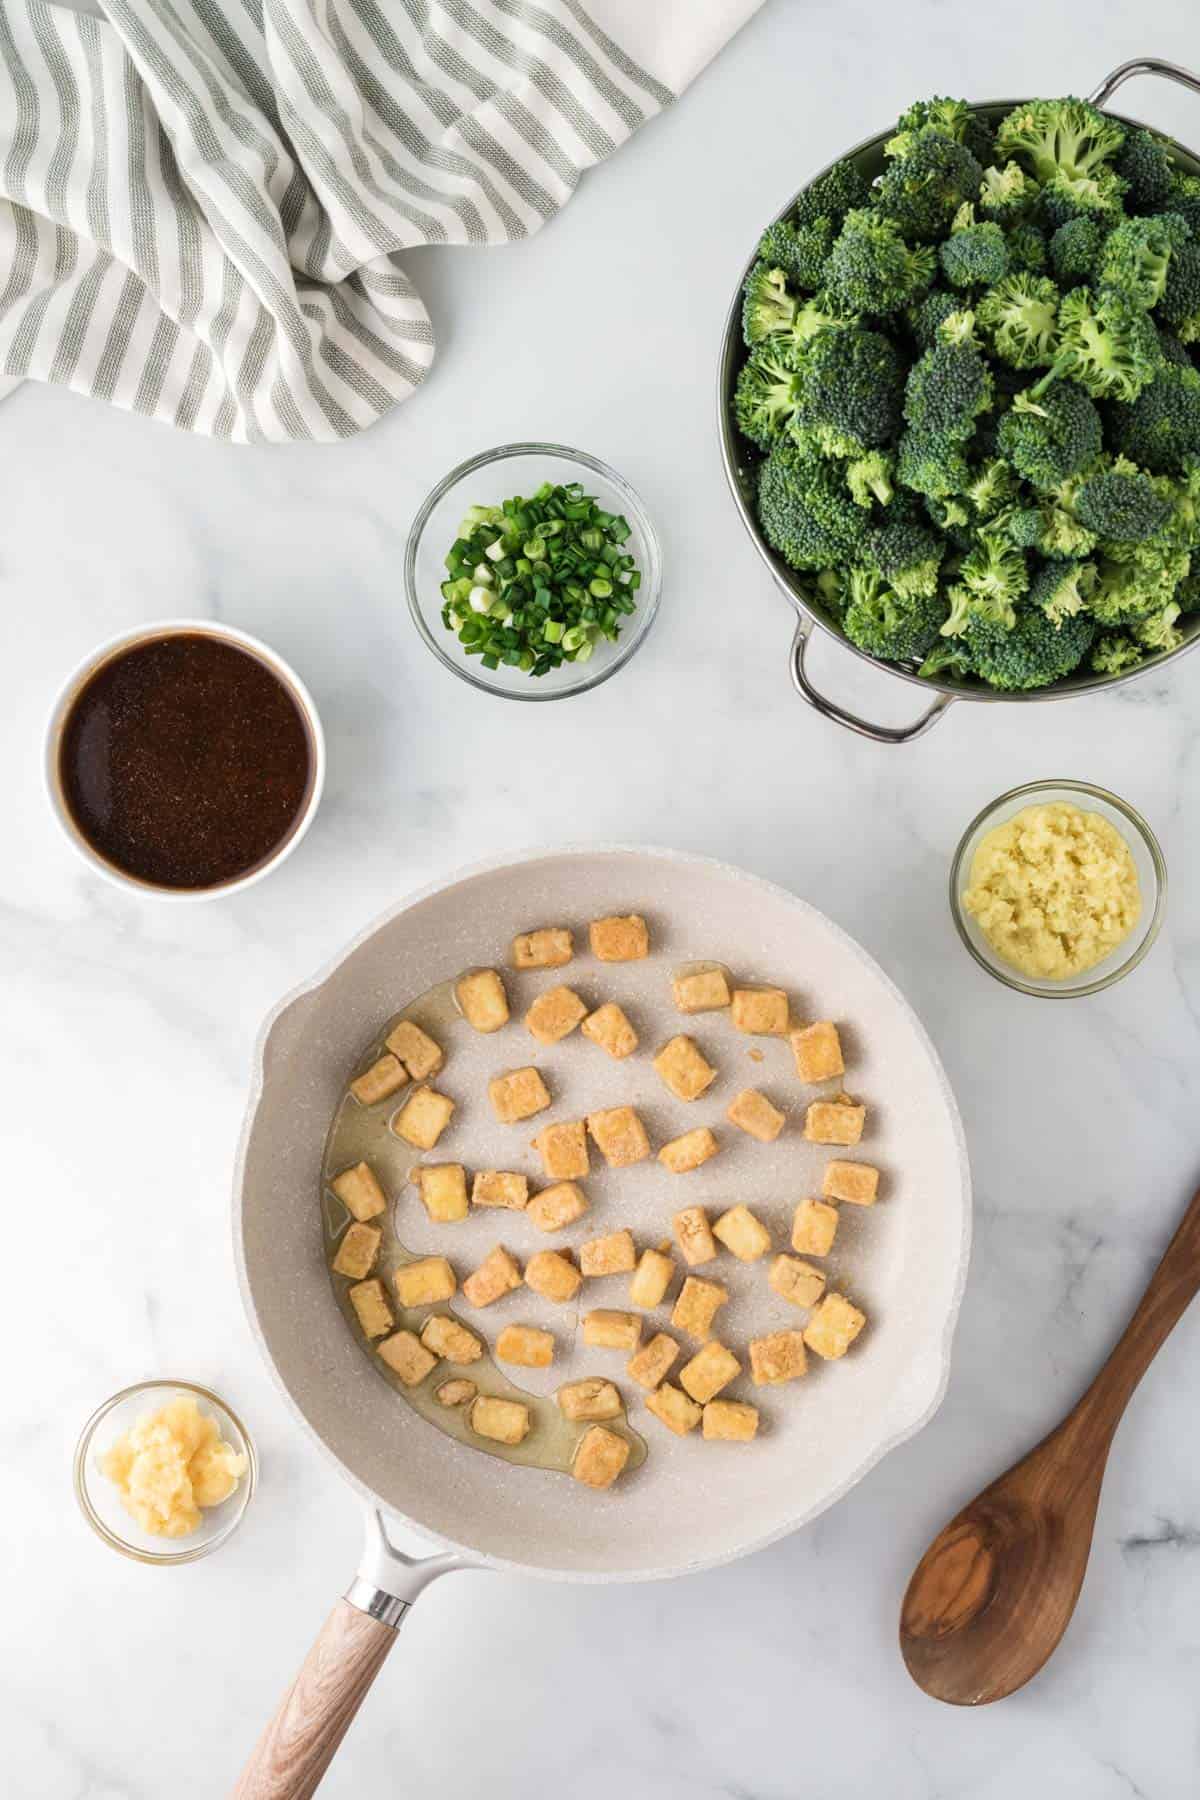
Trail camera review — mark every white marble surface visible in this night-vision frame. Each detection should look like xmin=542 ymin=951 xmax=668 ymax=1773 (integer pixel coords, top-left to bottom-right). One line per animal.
xmin=5 ymin=3 xmax=1200 ymax=1794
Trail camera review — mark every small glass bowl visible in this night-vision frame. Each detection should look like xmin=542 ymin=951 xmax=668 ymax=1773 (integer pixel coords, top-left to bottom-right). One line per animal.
xmin=949 ymin=780 xmax=1166 ymax=998
xmin=74 ymin=1379 xmax=257 ymax=1565
xmin=404 ymin=442 xmax=662 ymax=701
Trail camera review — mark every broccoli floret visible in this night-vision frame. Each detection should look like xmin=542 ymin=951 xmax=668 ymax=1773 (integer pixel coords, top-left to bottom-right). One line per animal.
xmin=1090 ymin=545 xmax=1188 ymax=623
xmin=1031 ymin=286 xmax=1162 ymax=402
xmin=1006 ymin=223 xmax=1050 ymax=273
xmin=1132 ymin=599 xmax=1184 ymax=654
xmin=1108 ymin=362 xmax=1200 ymax=472
xmin=996 ymin=98 xmax=1126 ymax=185
xmin=996 ymin=384 xmax=1103 ymax=491
xmin=792 ymin=326 xmax=905 ymax=457
xmin=940 ymin=221 xmax=1010 ymax=289
xmin=886 ymin=97 xmax=994 ymax=167
xmin=958 ymin=529 xmax=1030 ymax=610
xmin=875 ymin=131 xmax=984 ymax=243
xmin=1002 ymin=486 xmax=1098 ymax=558
xmin=1038 ymin=166 xmax=1129 ymax=231
xmin=960 ymin=605 xmax=1095 ymax=689
xmin=1166 ymin=172 xmax=1200 ymax=238
xmin=964 ymin=457 xmax=1020 ymax=521
xmin=757 ymin=218 xmax=835 ymax=293
xmin=979 ymin=162 xmax=1038 ymax=225
xmin=919 ymin=638 xmax=975 ymax=680
xmin=904 ymin=339 xmax=993 ymax=439
xmin=907 ymin=287 xmax=964 ymax=349
xmin=842 ymin=568 xmax=949 ymax=662
xmin=1091 ymin=632 xmax=1144 ymax=674
xmin=1158 ymin=332 xmax=1194 ymax=369
xmin=755 ymin=442 xmax=871 ymax=570
xmin=1027 ymin=557 xmax=1097 ymax=623
xmin=845 ymin=451 xmax=896 ymax=509
xmin=924 ymin=492 xmax=976 ymax=549
xmin=1099 ymin=213 xmax=1190 ymax=309
xmin=863 ymin=514 xmax=944 ymax=596
xmin=1157 ymin=242 xmax=1200 ymax=342
xmin=1049 ymin=217 xmax=1106 ymax=286
xmin=976 ymin=273 xmax=1060 ymax=369
xmin=733 ymin=342 xmax=804 ymax=449
xmin=824 ymin=210 xmax=936 ymax=316
xmin=793 ymin=295 xmax=845 ymax=346
xmin=940 ymin=581 xmax=1018 ymax=637
xmin=1073 ymin=465 xmax=1172 ymax=541
xmin=742 ymin=262 xmax=796 ymax=346
xmin=896 ymin=429 xmax=973 ymax=499
xmin=1116 ymin=128 xmax=1176 ymax=213
xmin=793 ymin=159 xmax=872 ymax=231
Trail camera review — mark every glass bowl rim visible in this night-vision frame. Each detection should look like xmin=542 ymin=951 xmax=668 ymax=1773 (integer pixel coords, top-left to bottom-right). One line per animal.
xmin=948 ymin=778 xmax=1167 ymax=999
xmin=403 ymin=440 xmax=662 ymax=703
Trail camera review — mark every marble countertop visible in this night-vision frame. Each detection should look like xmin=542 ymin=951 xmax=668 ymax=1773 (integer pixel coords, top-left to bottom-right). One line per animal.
xmin=6 ymin=3 xmax=1200 ymax=1795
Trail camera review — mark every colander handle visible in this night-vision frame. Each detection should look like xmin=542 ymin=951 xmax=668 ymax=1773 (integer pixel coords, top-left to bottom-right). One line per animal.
xmin=1090 ymin=57 xmax=1200 ymax=107
xmin=788 ymin=617 xmax=954 ymax=744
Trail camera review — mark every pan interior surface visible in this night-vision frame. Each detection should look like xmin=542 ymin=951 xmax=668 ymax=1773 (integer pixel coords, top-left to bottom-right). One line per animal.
xmin=237 ymin=848 xmax=970 ymax=1578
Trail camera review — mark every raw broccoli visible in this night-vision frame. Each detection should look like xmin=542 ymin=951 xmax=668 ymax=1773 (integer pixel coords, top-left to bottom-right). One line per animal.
xmin=1108 ymin=362 xmax=1200 ymax=471
xmin=1099 ymin=213 xmax=1189 ymax=310
xmin=1073 ymin=465 xmax=1173 ymax=541
xmin=756 ymin=442 xmax=871 ymax=570
xmin=960 ymin=605 xmax=1095 ymax=688
xmin=1158 ymin=332 xmax=1194 ymax=368
xmin=733 ymin=342 xmax=804 ymax=449
xmin=845 ymin=451 xmax=896 ymax=509
xmin=1166 ymin=172 xmax=1200 ymax=238
xmin=940 ymin=221 xmax=1010 ymax=289
xmin=975 ymin=273 xmax=1059 ymax=369
xmin=1049 ymin=217 xmax=1106 ymax=286
xmin=1090 ymin=544 xmax=1189 ymax=622
xmin=896 ymin=429 xmax=972 ymax=499
xmin=886 ymin=97 xmax=994 ymax=167
xmin=1132 ymin=599 xmax=1184 ymax=653
xmin=757 ymin=218 xmax=835 ymax=293
xmin=958 ymin=529 xmax=1030 ymax=609
xmin=1091 ymin=632 xmax=1144 ymax=674
xmin=1157 ymin=242 xmax=1200 ymax=342
xmin=923 ymin=492 xmax=976 ymax=549
xmin=1030 ymin=286 xmax=1162 ymax=402
xmin=742 ymin=262 xmax=795 ymax=345
xmin=907 ymin=287 xmax=964 ymax=348
xmin=940 ymin=582 xmax=1018 ymax=637
xmin=1116 ymin=129 xmax=1176 ymax=213
xmin=904 ymin=340 xmax=993 ymax=438
xmin=824 ymin=210 xmax=936 ymax=316
xmin=863 ymin=513 xmax=944 ymax=596
xmin=979 ymin=162 xmax=1038 ymax=225
xmin=1027 ymin=557 xmax=1097 ymax=623
xmin=995 ymin=384 xmax=1103 ymax=490
xmin=875 ymin=131 xmax=984 ymax=243
xmin=793 ymin=159 xmax=872 ymax=231
xmin=842 ymin=568 xmax=949 ymax=661
xmin=1038 ymin=167 xmax=1129 ymax=232
xmin=995 ymin=98 xmax=1126 ymax=187
xmin=919 ymin=638 xmax=975 ymax=680
xmin=792 ymin=326 xmax=905 ymax=457
xmin=1003 ymin=496 xmax=1097 ymax=558
xmin=964 ymin=457 xmax=1020 ymax=520
xmin=1006 ymin=223 xmax=1050 ymax=273
xmin=939 ymin=308 xmax=982 ymax=349
xmin=793 ymin=295 xmax=844 ymax=346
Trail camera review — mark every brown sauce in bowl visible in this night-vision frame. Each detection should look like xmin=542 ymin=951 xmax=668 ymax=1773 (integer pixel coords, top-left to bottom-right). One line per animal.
xmin=59 ymin=633 xmax=314 ymax=891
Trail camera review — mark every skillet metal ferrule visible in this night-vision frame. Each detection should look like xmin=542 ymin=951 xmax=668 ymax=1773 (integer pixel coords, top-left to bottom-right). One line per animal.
xmin=345 ymin=1508 xmax=477 ymax=1630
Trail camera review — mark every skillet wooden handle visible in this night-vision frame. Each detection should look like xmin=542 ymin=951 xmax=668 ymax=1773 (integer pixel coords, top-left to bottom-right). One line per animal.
xmin=231 ymin=1598 xmax=398 ymax=1799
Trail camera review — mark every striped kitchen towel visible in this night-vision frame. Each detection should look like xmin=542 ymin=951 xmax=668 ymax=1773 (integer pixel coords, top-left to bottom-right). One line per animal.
xmin=0 ymin=0 xmax=762 ymax=441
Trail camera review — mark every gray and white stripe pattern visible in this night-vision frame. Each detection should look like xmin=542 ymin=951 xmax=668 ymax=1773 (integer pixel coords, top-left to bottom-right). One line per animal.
xmin=0 ymin=0 xmax=688 ymax=441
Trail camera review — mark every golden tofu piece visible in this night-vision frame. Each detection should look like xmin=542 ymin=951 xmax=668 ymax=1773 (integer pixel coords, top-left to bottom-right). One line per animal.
xmin=582 ymin=1309 xmax=642 ymax=1351
xmin=462 ymin=1245 xmax=522 ymax=1308
xmin=673 ymin=1205 xmax=717 ymax=1267
xmin=769 ymin=1254 xmax=826 ymax=1310
xmin=804 ymin=1095 xmax=866 ymax=1146
xmin=580 ymin=1228 xmax=637 ymax=1278
xmin=702 ymin=1400 xmax=759 ymax=1442
xmin=580 ymin=1001 xmax=638 ymax=1060
xmin=532 ymin=1118 xmax=589 ymax=1179
xmin=384 ymin=1019 xmax=443 ymax=1081
xmin=330 ymin=1161 xmax=387 ymax=1223
xmin=626 ymin=1332 xmax=680 ymax=1390
xmin=527 ymin=1181 xmax=590 ymax=1232
xmin=672 ymin=967 xmax=731 ymax=1013
xmin=332 ymin=1222 xmax=381 ymax=1280
xmin=791 ymin=1198 xmax=839 ymax=1256
xmin=525 ymin=985 xmax=587 ymax=1045
xmin=589 ymin=913 xmax=649 ymax=961
xmin=394 ymin=1257 xmax=457 ymax=1307
xmin=391 ymin=1085 xmax=455 ymax=1150
xmin=645 ymin=1383 xmax=702 ymax=1437
xmin=455 ymin=967 xmax=509 ymax=1033
xmin=557 ymin=1378 xmax=622 ymax=1422
xmin=712 ymin=1203 xmax=771 ymax=1262
xmin=731 ymin=986 xmax=790 ymax=1035
xmin=572 ymin=1424 xmax=631 ymax=1490
xmin=790 ymin=1020 xmax=845 ymax=1083
xmin=658 ymin=1127 xmax=719 ymax=1174
xmin=377 ymin=1329 xmax=437 ymax=1386
xmin=489 ymin=1066 xmax=552 ymax=1124
xmin=629 ymin=1248 xmax=675 ymax=1310
xmin=670 ymin=1275 xmax=728 ymax=1342
xmin=420 ymin=1314 xmax=484 ymax=1363
xmin=512 ymin=927 xmax=573 ymax=969
xmin=470 ymin=1395 xmax=531 ymax=1445
xmin=587 ymin=1105 xmax=651 ymax=1168
xmin=726 ymin=1087 xmax=786 ymax=1143
xmin=350 ymin=1053 xmax=408 ymax=1106
xmin=679 ymin=1339 xmax=741 ymax=1403
xmin=349 ymin=1278 xmax=393 ymax=1340
xmin=653 ymin=1034 xmax=717 ymax=1103
xmin=435 ymin=1378 xmax=477 ymax=1407
xmin=524 ymin=1249 xmax=582 ymax=1304
xmin=749 ymin=1328 xmax=807 ymax=1386
xmin=823 ymin=1160 xmax=880 ymax=1205
xmin=804 ymin=1292 xmax=867 ymax=1360
xmin=414 ymin=1163 xmax=469 ymax=1223
xmin=496 ymin=1323 xmax=555 ymax=1368
xmin=471 ymin=1169 xmax=529 ymax=1211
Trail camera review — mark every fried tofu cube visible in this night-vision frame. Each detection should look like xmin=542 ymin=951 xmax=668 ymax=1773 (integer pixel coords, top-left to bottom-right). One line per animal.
xmin=527 ymin=1182 xmax=590 ymax=1232
xmin=330 ymin=1161 xmax=387 ymax=1223
xmin=791 ymin=1198 xmax=839 ymax=1256
xmin=532 ymin=1118 xmax=589 ymax=1179
xmin=671 ymin=1276 xmax=728 ymax=1342
xmin=462 ymin=1245 xmax=522 ymax=1308
xmin=350 ymin=1053 xmax=408 ymax=1106
xmin=653 ymin=1034 xmax=717 ymax=1103
xmin=703 ymin=1400 xmax=759 ymax=1442
xmin=377 ymin=1329 xmax=437 ymax=1386
xmin=712 ymin=1203 xmax=771 ymax=1262
xmin=580 ymin=1228 xmax=637 ymax=1278
xmin=645 ymin=1382 xmax=702 ymax=1436
xmin=749 ymin=1328 xmax=808 ymax=1386
xmin=679 ymin=1340 xmax=741 ymax=1403
xmin=629 ymin=1248 xmax=675 ymax=1309
xmin=658 ymin=1127 xmax=719 ymax=1174
xmin=471 ymin=1169 xmax=529 ymax=1211
xmin=495 ymin=1323 xmax=555 ymax=1368
xmin=332 ymin=1222 xmax=381 ymax=1280
xmin=790 ymin=1020 xmax=845 ymax=1084
xmin=804 ymin=1096 xmax=866 ymax=1146
xmin=769 ymin=1254 xmax=826 ymax=1310
xmin=455 ymin=967 xmax=509 ymax=1033
xmin=349 ymin=1279 xmax=393 ymax=1340
xmin=489 ymin=1066 xmax=551 ymax=1124
xmin=512 ymin=927 xmax=573 ymax=970
xmin=414 ymin=1163 xmax=468 ymax=1223
xmin=823 ymin=1160 xmax=880 ymax=1205
xmin=589 ymin=914 xmax=649 ymax=961
xmin=627 ymin=1332 xmax=681 ymax=1389
xmin=804 ymin=1292 xmax=867 ymax=1360
xmin=582 ymin=1309 xmax=642 ymax=1351
xmin=524 ymin=1250 xmax=582 ymax=1304
xmin=393 ymin=1257 xmax=457 ymax=1307
xmin=731 ymin=987 xmax=790 ymax=1036
xmin=525 ymin=984 xmax=588 ymax=1046
xmin=435 ymin=1378 xmax=476 ymax=1407
xmin=384 ymin=1019 xmax=443 ymax=1081
xmin=726 ymin=1087 xmax=786 ymax=1143
xmin=580 ymin=1002 xmax=638 ymax=1060
xmin=587 ymin=1105 xmax=651 ymax=1168
xmin=391 ymin=1085 xmax=455 ymax=1150
xmin=420 ymin=1314 xmax=484 ymax=1363
xmin=572 ymin=1424 xmax=631 ymax=1489
xmin=470 ymin=1396 xmax=531 ymax=1445
xmin=672 ymin=967 xmax=731 ymax=1013
xmin=557 ymin=1378 xmax=622 ymax=1422
xmin=673 ymin=1206 xmax=717 ymax=1267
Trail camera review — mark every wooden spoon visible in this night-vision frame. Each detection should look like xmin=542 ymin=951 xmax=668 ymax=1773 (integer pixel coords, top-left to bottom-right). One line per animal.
xmin=900 ymin=1182 xmax=1200 ymax=1706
